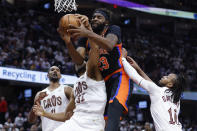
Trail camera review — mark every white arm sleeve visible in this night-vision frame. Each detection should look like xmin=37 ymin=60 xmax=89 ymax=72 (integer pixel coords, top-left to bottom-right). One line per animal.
xmin=122 ymin=58 xmax=158 ymax=94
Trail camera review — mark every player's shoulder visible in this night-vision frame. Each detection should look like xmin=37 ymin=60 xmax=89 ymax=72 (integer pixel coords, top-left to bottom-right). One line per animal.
xmin=108 ymin=25 xmax=121 ymax=30
xmin=161 ymin=87 xmax=169 ymax=91
xmin=62 ymin=84 xmax=73 ymax=91
xmin=40 ymin=87 xmax=48 ymax=92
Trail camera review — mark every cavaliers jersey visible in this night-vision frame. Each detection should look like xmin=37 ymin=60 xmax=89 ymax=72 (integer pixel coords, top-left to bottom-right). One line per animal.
xmin=73 ymin=72 xmax=107 ymax=115
xmin=40 ymin=85 xmax=69 ymax=131
xmin=149 ymin=87 xmax=182 ymax=131
xmin=138 ymin=78 xmax=182 ymax=131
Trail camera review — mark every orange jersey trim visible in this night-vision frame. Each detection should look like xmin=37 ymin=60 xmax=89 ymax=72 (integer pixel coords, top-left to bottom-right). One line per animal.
xmin=115 ymin=71 xmax=130 ymax=112
xmin=104 ymin=68 xmax=123 ymax=81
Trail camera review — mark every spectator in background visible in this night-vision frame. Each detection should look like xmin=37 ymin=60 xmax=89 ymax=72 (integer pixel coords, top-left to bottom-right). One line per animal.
xmin=14 ymin=113 xmax=26 ymax=128
xmin=4 ymin=118 xmax=14 ymax=131
xmin=0 ymin=96 xmax=8 ymax=124
xmin=143 ymin=122 xmax=152 ymax=131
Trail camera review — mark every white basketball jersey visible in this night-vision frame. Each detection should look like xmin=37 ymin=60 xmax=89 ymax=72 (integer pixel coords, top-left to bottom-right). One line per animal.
xmin=40 ymin=85 xmax=69 ymax=131
xmin=73 ymin=72 xmax=107 ymax=115
xmin=149 ymin=86 xmax=182 ymax=131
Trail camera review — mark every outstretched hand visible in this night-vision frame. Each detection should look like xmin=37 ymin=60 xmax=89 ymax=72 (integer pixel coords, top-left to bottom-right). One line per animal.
xmin=126 ymin=56 xmax=140 ymax=71
xmin=122 ymin=48 xmax=128 ymax=58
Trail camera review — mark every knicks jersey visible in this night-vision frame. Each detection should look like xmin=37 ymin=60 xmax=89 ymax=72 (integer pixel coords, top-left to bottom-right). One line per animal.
xmin=86 ymin=42 xmax=123 ymax=81
xmin=98 ymin=44 xmax=123 ymax=80
xmin=40 ymin=85 xmax=69 ymax=131
xmin=149 ymin=87 xmax=182 ymax=131
xmin=73 ymin=72 xmax=107 ymax=115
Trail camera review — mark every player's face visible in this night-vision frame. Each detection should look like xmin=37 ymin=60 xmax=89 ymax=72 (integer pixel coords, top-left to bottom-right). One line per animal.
xmin=159 ymin=73 xmax=177 ymax=88
xmin=48 ymin=66 xmax=61 ymax=82
xmin=91 ymin=13 xmax=106 ymax=32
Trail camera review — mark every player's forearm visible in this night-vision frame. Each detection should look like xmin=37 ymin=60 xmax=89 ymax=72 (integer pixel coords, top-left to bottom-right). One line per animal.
xmin=43 ymin=112 xmax=66 ymax=122
xmin=122 ymin=58 xmax=155 ymax=91
xmin=28 ymin=109 xmax=37 ymax=123
xmin=88 ymin=39 xmax=99 ymax=66
xmin=136 ymin=67 xmax=152 ymax=82
xmin=87 ymin=32 xmax=113 ymax=50
xmin=65 ymin=43 xmax=84 ymax=65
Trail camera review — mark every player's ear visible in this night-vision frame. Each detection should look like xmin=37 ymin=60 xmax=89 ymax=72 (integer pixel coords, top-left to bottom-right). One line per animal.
xmin=105 ymin=20 xmax=109 ymax=25
xmin=47 ymin=73 xmax=49 ymax=78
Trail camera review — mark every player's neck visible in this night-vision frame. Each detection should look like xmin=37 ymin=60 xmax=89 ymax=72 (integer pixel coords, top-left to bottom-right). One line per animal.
xmin=48 ymin=82 xmax=60 ymax=90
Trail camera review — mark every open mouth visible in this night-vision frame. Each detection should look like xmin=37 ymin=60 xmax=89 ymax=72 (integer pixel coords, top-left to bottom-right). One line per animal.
xmin=52 ymin=73 xmax=57 ymax=77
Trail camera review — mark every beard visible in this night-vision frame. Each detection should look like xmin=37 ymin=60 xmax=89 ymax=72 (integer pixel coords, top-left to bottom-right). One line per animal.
xmin=49 ymin=77 xmax=59 ymax=82
xmin=49 ymin=73 xmax=60 ymax=82
xmin=91 ymin=22 xmax=106 ymax=34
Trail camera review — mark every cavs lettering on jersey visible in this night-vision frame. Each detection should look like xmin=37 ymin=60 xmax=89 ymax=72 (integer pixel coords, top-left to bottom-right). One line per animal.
xmin=40 ymin=85 xmax=69 ymax=131
xmin=73 ymin=72 xmax=107 ymax=115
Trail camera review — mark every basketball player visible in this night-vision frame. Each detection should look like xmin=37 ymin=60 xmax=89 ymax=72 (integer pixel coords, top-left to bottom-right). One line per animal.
xmin=66 ymin=8 xmax=133 ymax=131
xmin=28 ymin=66 xmax=72 ymax=131
xmin=32 ymin=34 xmax=107 ymax=131
xmin=122 ymin=54 xmax=185 ymax=131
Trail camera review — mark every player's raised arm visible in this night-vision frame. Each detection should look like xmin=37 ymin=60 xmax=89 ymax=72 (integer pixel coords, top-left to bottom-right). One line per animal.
xmin=57 ymin=26 xmax=85 ymax=65
xmin=122 ymin=57 xmax=157 ymax=93
xmin=86 ymin=39 xmax=103 ymax=81
xmin=126 ymin=56 xmax=152 ymax=82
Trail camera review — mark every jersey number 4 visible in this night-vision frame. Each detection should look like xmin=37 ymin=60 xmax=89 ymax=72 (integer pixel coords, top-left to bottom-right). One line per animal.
xmin=99 ymin=57 xmax=109 ymax=71
xmin=168 ymin=108 xmax=180 ymax=125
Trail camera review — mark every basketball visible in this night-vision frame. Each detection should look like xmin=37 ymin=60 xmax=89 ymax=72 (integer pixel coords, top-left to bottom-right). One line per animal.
xmin=59 ymin=14 xmax=80 ymax=33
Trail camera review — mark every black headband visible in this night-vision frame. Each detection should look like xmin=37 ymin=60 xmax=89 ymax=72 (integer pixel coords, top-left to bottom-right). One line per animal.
xmin=94 ymin=10 xmax=109 ymax=21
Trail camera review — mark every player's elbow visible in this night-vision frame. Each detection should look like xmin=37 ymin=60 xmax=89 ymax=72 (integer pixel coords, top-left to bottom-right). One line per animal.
xmin=64 ymin=111 xmax=73 ymax=121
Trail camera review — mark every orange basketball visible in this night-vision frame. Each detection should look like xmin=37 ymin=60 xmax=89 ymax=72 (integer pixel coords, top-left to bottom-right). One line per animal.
xmin=59 ymin=14 xmax=80 ymax=33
